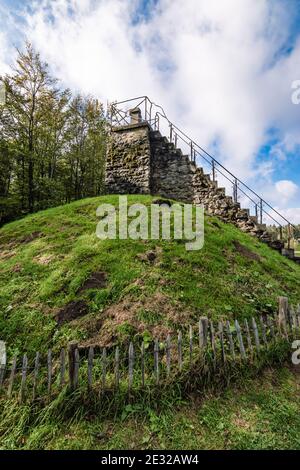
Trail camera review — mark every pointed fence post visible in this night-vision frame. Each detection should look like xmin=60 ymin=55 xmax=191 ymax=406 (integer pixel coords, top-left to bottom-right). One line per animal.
xmin=115 ymin=346 xmax=120 ymax=390
xmin=199 ymin=317 xmax=208 ymax=349
xmin=128 ymin=342 xmax=134 ymax=392
xmin=266 ymin=316 xmax=275 ymax=339
xmin=226 ymin=321 xmax=236 ymax=360
xmin=154 ymin=339 xmax=159 ymax=385
xmin=47 ymin=349 xmax=52 ymax=398
xmin=7 ymin=356 xmax=17 ymax=398
xmin=101 ymin=348 xmax=107 ymax=390
xmin=189 ymin=325 xmax=193 ymax=364
xmin=32 ymin=352 xmax=40 ymax=400
xmin=259 ymin=316 xmax=268 ymax=347
xmin=296 ymin=305 xmax=300 ymax=331
xmin=166 ymin=334 xmax=171 ymax=377
xmin=59 ymin=348 xmax=66 ymax=389
xmin=141 ymin=342 xmax=145 ymax=387
xmin=235 ymin=320 xmax=246 ymax=360
xmin=251 ymin=317 xmax=261 ymax=353
xmin=210 ymin=321 xmax=216 ymax=366
xmin=278 ymin=297 xmax=289 ymax=338
xmin=68 ymin=342 xmax=78 ymax=390
xmin=218 ymin=322 xmax=226 ymax=364
xmin=19 ymin=354 xmax=28 ymax=403
xmin=244 ymin=319 xmax=253 ymax=357
xmin=178 ymin=331 xmax=182 ymax=372
xmin=88 ymin=346 xmax=94 ymax=390
xmin=290 ymin=306 xmax=297 ymax=338
xmin=73 ymin=349 xmax=80 ymax=390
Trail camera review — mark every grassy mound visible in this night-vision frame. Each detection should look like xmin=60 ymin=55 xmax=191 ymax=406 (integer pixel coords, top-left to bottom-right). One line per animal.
xmin=0 ymin=194 xmax=299 ymax=357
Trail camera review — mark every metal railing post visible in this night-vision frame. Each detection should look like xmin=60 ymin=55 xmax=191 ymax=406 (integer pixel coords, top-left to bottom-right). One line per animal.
xmin=233 ymin=178 xmax=238 ymax=203
xmin=260 ymin=199 xmax=263 ymax=225
xmin=169 ymin=123 xmax=173 ymax=143
xmin=212 ymin=160 xmax=216 ymax=181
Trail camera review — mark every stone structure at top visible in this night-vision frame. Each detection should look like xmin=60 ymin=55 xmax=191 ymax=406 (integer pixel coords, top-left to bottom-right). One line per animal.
xmin=105 ymin=107 xmax=295 ymax=256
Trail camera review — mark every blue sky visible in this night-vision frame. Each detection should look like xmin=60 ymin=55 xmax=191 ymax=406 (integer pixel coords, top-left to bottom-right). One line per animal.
xmin=0 ymin=0 xmax=300 ymax=222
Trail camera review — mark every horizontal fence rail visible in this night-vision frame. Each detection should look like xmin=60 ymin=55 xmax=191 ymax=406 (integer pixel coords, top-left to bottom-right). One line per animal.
xmin=107 ymin=96 xmax=296 ymax=246
xmin=0 ymin=298 xmax=299 ymax=404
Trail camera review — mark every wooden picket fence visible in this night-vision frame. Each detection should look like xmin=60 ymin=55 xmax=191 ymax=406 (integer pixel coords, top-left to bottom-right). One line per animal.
xmin=0 ymin=296 xmax=299 ymax=404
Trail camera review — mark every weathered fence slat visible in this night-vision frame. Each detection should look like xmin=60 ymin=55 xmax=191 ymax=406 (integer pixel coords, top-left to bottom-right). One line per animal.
xmin=278 ymin=296 xmax=289 ymax=338
xmin=267 ymin=316 xmax=275 ymax=339
xmin=251 ymin=317 xmax=261 ymax=352
xmin=226 ymin=320 xmax=235 ymax=360
xmin=178 ymin=331 xmax=182 ymax=371
xmin=210 ymin=321 xmax=216 ymax=365
xmin=244 ymin=319 xmax=253 ymax=355
xmin=7 ymin=356 xmax=17 ymax=398
xmin=101 ymin=348 xmax=107 ymax=390
xmin=199 ymin=317 xmax=208 ymax=349
xmin=0 ymin=365 xmax=5 ymax=390
xmin=114 ymin=346 xmax=120 ymax=389
xmin=19 ymin=354 xmax=28 ymax=403
xmin=260 ymin=316 xmax=267 ymax=346
xmin=59 ymin=348 xmax=66 ymax=388
xmin=141 ymin=342 xmax=145 ymax=387
xmin=218 ymin=322 xmax=226 ymax=363
xmin=235 ymin=320 xmax=246 ymax=360
xmin=166 ymin=334 xmax=171 ymax=376
xmin=68 ymin=342 xmax=78 ymax=390
xmin=189 ymin=325 xmax=193 ymax=363
xmin=73 ymin=349 xmax=80 ymax=389
xmin=88 ymin=346 xmax=94 ymax=390
xmin=32 ymin=352 xmax=40 ymax=400
xmin=128 ymin=342 xmax=134 ymax=391
xmin=290 ymin=306 xmax=297 ymax=338
xmin=154 ymin=339 xmax=159 ymax=384
xmin=47 ymin=349 xmax=52 ymax=397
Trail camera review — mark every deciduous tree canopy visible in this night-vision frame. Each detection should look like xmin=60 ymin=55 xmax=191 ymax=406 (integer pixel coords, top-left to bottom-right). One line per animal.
xmin=0 ymin=43 xmax=107 ymax=225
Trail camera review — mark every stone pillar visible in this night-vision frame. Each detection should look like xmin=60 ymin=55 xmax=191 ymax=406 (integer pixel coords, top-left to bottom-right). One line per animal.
xmin=105 ymin=121 xmax=152 ymax=194
xmin=129 ymin=108 xmax=142 ymax=124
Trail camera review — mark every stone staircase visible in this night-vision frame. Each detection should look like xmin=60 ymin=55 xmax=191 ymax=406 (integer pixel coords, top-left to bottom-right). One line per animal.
xmin=106 ymin=101 xmax=299 ymax=263
xmin=149 ymin=129 xmax=300 ymax=263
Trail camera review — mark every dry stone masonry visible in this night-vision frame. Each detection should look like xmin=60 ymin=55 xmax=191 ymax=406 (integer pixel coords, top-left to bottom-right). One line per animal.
xmin=105 ymin=109 xmax=281 ymax=249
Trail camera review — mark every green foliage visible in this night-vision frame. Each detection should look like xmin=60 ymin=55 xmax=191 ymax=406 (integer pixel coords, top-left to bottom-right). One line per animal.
xmin=0 ymin=43 xmax=107 ymax=225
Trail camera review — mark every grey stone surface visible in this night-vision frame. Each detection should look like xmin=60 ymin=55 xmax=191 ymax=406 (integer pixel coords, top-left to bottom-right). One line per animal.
xmin=105 ymin=123 xmax=274 ymax=243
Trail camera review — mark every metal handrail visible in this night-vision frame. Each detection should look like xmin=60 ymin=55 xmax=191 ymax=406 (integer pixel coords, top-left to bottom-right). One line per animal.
xmin=108 ymin=96 xmax=295 ymax=242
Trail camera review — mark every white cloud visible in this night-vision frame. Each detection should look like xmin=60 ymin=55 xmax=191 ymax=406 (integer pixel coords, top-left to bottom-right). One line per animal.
xmin=275 ymin=180 xmax=299 ymax=202
xmin=0 ymin=0 xmax=300 ymax=222
xmin=273 ymin=207 xmax=300 ymax=225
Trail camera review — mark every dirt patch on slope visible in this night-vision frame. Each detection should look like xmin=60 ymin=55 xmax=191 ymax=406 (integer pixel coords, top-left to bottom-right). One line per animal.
xmin=79 ymin=291 xmax=193 ymax=348
xmin=78 ymin=271 xmax=107 ymax=293
xmin=233 ymin=240 xmax=261 ymax=261
xmin=56 ymin=300 xmax=88 ymax=326
xmin=34 ymin=254 xmax=55 ymax=265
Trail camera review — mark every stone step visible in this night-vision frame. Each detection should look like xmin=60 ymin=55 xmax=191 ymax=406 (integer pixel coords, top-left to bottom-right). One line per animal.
xmin=236 ymin=208 xmax=250 ymax=219
xmin=250 ymin=215 xmax=258 ymax=224
xmin=217 ymin=187 xmax=226 ymax=196
xmin=257 ymin=223 xmax=267 ymax=231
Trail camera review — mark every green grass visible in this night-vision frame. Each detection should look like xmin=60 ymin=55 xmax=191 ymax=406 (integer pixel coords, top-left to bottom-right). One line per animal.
xmin=0 ymin=366 xmax=299 ymax=450
xmin=1 ymin=195 xmax=300 ymax=450
xmin=0 ymin=194 xmax=299 ymax=357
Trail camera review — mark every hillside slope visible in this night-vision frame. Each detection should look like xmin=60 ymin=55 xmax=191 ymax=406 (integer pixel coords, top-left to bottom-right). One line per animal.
xmin=0 ymin=195 xmax=299 ymax=357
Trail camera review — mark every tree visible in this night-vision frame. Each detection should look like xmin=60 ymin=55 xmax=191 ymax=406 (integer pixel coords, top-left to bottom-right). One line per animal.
xmin=0 ymin=43 xmax=107 ymax=224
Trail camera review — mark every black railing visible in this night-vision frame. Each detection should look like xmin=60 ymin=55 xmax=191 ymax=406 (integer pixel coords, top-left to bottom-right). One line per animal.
xmin=107 ymin=96 xmax=295 ymax=245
